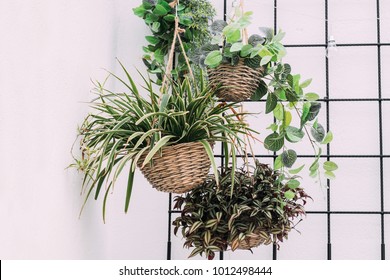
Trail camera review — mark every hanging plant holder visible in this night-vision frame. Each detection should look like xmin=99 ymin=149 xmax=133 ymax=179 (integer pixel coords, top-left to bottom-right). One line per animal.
xmin=236 ymin=228 xmax=270 ymax=250
xmin=208 ymin=59 xmax=263 ymax=102
xmin=138 ymin=142 xmax=212 ymax=193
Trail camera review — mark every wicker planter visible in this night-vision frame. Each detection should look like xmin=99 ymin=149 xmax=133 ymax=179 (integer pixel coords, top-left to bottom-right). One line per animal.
xmin=237 ymin=228 xmax=269 ymax=250
xmin=138 ymin=141 xmax=212 ymax=193
xmin=208 ymin=59 xmax=263 ymax=102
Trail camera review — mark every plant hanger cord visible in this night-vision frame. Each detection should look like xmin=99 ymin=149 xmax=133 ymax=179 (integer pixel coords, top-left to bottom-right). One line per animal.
xmin=160 ymin=0 xmax=194 ymax=100
xmin=231 ymin=0 xmax=248 ymax=44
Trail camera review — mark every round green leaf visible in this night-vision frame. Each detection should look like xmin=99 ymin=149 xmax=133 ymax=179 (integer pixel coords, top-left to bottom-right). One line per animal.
xmin=284 ymin=190 xmax=295 ymax=200
xmin=264 ymin=132 xmax=284 ymax=152
xmin=323 ymin=161 xmax=338 ymax=171
xmin=285 ymin=126 xmax=304 ymax=143
xmin=311 ymin=123 xmax=325 ymax=142
xmin=204 ymin=51 xmax=223 ymax=67
xmin=282 ymin=149 xmax=297 ymax=168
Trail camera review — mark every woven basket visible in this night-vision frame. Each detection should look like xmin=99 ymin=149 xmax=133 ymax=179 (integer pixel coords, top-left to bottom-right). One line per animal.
xmin=137 ymin=141 xmax=212 ymax=193
xmin=237 ymin=228 xmax=268 ymax=250
xmin=208 ymin=59 xmax=263 ymax=102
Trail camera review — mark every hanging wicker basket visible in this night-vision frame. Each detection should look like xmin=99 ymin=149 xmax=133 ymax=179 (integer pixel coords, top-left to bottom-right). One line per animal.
xmin=208 ymin=59 xmax=263 ymax=102
xmin=137 ymin=141 xmax=212 ymax=193
xmin=237 ymin=228 xmax=270 ymax=250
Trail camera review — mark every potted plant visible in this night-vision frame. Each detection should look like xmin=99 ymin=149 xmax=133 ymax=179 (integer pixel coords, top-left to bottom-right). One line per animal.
xmin=71 ymin=61 xmax=254 ymax=221
xmin=133 ymin=0 xmax=216 ymax=82
xmin=191 ymin=8 xmax=286 ymax=102
xmin=173 ymin=160 xmax=310 ymax=259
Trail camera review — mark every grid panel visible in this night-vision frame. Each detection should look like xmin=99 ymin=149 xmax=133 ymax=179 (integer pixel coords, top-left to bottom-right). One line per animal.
xmin=167 ymin=0 xmax=389 ymax=260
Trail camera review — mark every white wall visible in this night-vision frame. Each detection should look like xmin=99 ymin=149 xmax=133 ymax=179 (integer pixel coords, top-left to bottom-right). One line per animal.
xmin=0 ymin=0 xmax=389 ymax=260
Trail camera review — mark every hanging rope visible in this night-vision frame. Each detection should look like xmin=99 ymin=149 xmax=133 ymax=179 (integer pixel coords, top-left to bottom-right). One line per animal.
xmin=160 ymin=0 xmax=194 ymax=99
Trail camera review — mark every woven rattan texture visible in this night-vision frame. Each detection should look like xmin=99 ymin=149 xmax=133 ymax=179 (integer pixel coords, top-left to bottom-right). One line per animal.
xmin=138 ymin=142 xmax=211 ymax=193
xmin=237 ymin=228 xmax=268 ymax=250
xmin=208 ymin=60 xmax=263 ymax=102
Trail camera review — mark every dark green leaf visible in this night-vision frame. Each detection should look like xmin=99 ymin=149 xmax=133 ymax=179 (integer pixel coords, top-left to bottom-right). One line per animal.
xmin=145 ymin=36 xmax=160 ymax=45
xmin=264 ymin=132 xmax=284 ymax=152
xmin=265 ymin=93 xmax=278 ymax=114
xmin=311 ymin=123 xmax=325 ymax=142
xmin=153 ymin=4 xmax=168 ymax=16
xmin=282 ymin=149 xmax=297 ymax=168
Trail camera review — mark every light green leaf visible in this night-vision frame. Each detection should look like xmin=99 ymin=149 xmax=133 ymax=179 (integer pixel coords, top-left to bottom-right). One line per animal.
xmin=240 ymin=44 xmax=253 ymax=57
xmin=274 ymin=154 xmax=283 ymax=170
xmin=287 ymin=179 xmax=300 ymax=189
xmin=267 ymin=123 xmax=278 ymax=131
xmin=321 ymin=131 xmax=334 ymax=144
xmin=305 ymin=92 xmax=320 ymax=101
xmin=273 ymin=103 xmax=284 ymax=120
xmin=325 ymin=171 xmax=336 ymax=180
xmin=284 ymin=190 xmax=295 ymax=200
xmin=323 ymin=161 xmax=338 ymax=171
xmin=289 ymin=164 xmax=305 ymax=175
xmin=260 ymin=55 xmax=272 ymax=66
xmin=300 ymin=78 xmax=312 ymax=88
xmin=230 ymin=42 xmax=243 ymax=52
xmin=204 ymin=50 xmax=223 ymax=67
xmin=284 ymin=110 xmax=292 ymax=127
xmin=285 ymin=126 xmax=304 ymax=143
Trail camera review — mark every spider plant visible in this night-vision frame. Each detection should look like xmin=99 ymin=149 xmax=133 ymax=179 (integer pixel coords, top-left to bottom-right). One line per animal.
xmin=72 ymin=61 xmax=255 ymax=221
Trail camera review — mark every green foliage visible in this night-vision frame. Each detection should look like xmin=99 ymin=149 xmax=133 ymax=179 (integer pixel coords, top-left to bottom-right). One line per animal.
xmin=173 ymin=161 xmax=310 ymax=259
xmin=72 ymin=62 xmax=253 ymax=221
xmin=195 ymin=9 xmax=285 ymax=70
xmin=133 ymin=0 xmax=216 ymax=82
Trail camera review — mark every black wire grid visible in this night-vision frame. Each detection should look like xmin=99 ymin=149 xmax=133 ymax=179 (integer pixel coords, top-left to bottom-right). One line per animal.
xmin=166 ymin=0 xmax=389 ymax=260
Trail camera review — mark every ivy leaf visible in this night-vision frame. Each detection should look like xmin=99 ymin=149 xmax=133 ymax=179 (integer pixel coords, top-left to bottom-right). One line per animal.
xmin=323 ymin=161 xmax=338 ymax=171
xmin=285 ymin=126 xmax=305 ymax=143
xmin=305 ymin=92 xmax=320 ymax=101
xmin=204 ymin=50 xmax=222 ymax=67
xmin=287 ymin=179 xmax=300 ymax=189
xmin=264 ymin=132 xmax=284 ymax=152
xmin=284 ymin=190 xmax=295 ymax=200
xmin=265 ymin=93 xmax=278 ymax=114
xmin=273 ymin=103 xmax=284 ymax=120
xmin=230 ymin=42 xmax=243 ymax=52
xmin=311 ymin=123 xmax=325 ymax=142
xmin=300 ymin=78 xmax=312 ymax=88
xmin=321 ymin=131 xmax=334 ymax=144
xmin=260 ymin=55 xmax=272 ymax=66
xmin=240 ymin=44 xmax=253 ymax=57
xmin=325 ymin=171 xmax=336 ymax=180
xmin=307 ymin=102 xmax=322 ymax=121
xmin=282 ymin=149 xmax=297 ymax=168
xmin=274 ymin=155 xmax=283 ymax=170
xmin=284 ymin=111 xmax=292 ymax=127
xmin=289 ymin=164 xmax=305 ymax=175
